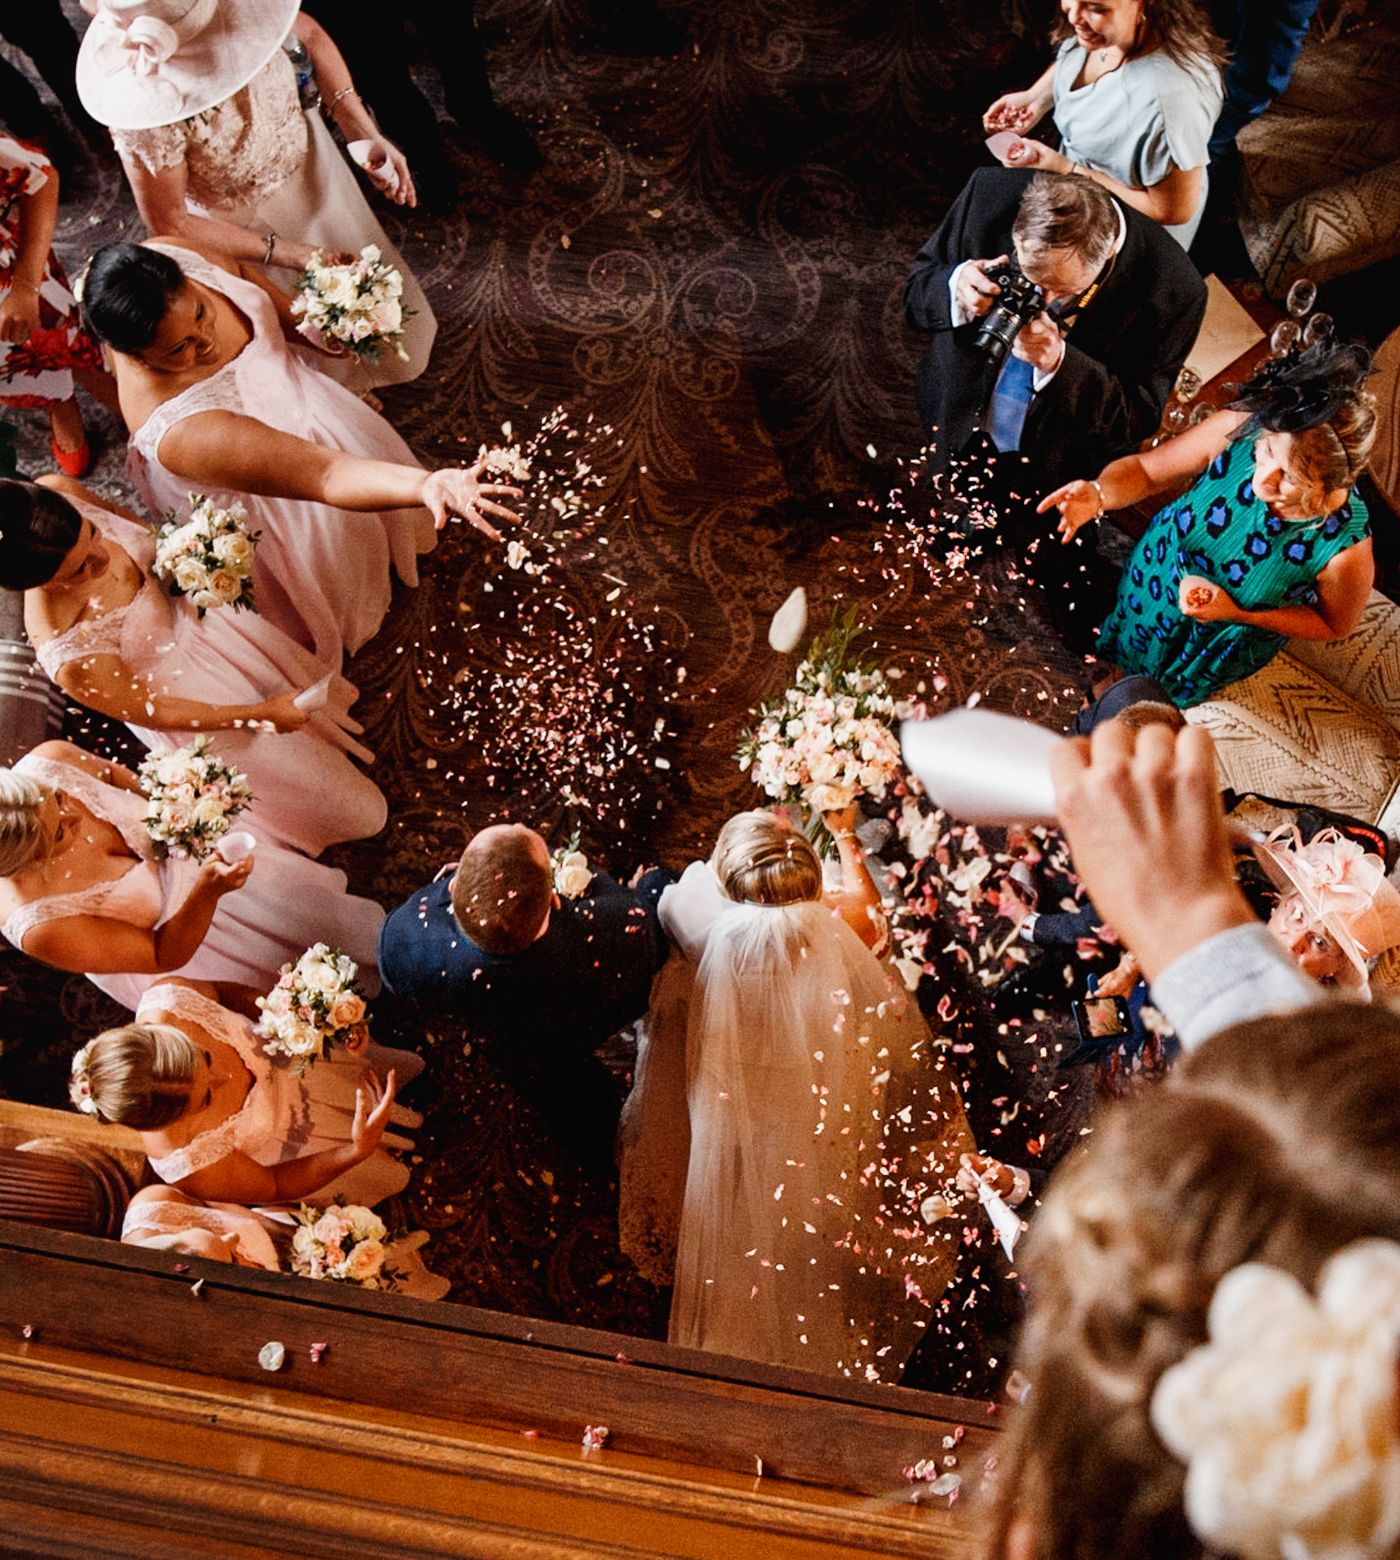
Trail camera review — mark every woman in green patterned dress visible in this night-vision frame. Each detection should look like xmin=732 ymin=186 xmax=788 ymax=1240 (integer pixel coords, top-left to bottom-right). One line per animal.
xmin=1038 ymin=344 xmax=1377 ymax=707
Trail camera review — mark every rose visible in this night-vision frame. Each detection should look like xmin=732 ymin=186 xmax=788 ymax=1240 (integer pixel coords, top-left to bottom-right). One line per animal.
xmin=313 ymin=1210 xmax=350 ymax=1247
xmin=300 ymin=959 xmax=343 ymax=995
xmin=192 ymin=794 xmax=227 ymax=826
xmin=212 ymin=531 xmax=253 ymax=568
xmin=366 ymin=298 xmax=402 ymax=335
xmin=315 ymin=269 xmax=358 ymax=310
xmin=806 ymin=782 xmax=853 ymax=814
xmin=556 ymin=853 xmax=592 ymax=899
xmin=172 ymin=557 xmax=206 ymax=593
xmin=190 ymin=588 xmax=220 ymax=613
xmin=344 ymin=1239 xmax=385 ymax=1283
xmin=291 ymin=1224 xmax=318 ymax=1260
xmin=806 ymin=750 xmax=840 ymax=785
xmin=328 ymin=993 xmax=366 ymax=1030
xmin=208 ymin=569 xmax=243 ymax=604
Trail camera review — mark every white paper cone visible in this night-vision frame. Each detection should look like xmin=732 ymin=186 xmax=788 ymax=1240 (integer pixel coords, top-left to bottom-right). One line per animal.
xmin=347 ymin=139 xmax=400 ymax=201
xmin=293 ymin=674 xmax=333 ymax=712
xmin=901 ymin=708 xmax=1062 ymax=825
xmin=978 ymin=1180 xmax=1026 ymax=1260
xmin=768 ymin=587 xmax=808 ymax=654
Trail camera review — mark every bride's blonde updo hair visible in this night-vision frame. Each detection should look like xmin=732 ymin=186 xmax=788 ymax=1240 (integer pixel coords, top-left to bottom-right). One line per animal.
xmin=987 ymin=1003 xmax=1400 ymax=1559
xmin=0 ymin=769 xmax=54 ymax=877
xmin=712 ymin=811 xmax=823 ymax=906
xmin=72 ymin=1024 xmax=200 ymax=1131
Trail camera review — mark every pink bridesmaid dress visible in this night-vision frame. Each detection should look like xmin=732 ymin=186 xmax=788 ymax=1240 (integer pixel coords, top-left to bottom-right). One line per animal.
xmin=125 ymin=242 xmax=436 ymax=671
xmin=33 ymin=496 xmax=385 ymax=857
xmin=1 ymin=749 xmax=383 ymax=1012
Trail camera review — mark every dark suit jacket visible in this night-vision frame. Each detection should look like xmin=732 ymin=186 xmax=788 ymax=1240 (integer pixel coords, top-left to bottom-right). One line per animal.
xmin=904 ymin=168 xmax=1207 ymax=489
xmin=378 ymin=867 xmax=675 ymax=1054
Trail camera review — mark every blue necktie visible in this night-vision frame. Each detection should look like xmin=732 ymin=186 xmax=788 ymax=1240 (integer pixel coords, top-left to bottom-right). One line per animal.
xmin=987 ymin=353 xmax=1036 ymax=453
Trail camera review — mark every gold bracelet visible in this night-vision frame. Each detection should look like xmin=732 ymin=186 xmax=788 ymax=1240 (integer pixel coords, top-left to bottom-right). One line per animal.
xmin=1089 ymin=478 xmax=1108 ymax=518
xmin=330 ymin=85 xmax=359 ymax=107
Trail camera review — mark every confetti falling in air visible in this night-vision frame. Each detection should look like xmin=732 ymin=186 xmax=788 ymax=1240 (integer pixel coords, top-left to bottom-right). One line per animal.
xmin=419 ymin=411 xmax=682 ymax=851
xmin=581 ymin=1423 xmax=610 ymax=1451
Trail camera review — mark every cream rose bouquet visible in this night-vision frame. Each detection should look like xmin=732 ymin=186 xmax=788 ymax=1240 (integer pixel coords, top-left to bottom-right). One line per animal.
xmin=152 ymin=493 xmax=258 ymax=618
xmin=291 ymin=245 xmax=411 ymax=365
xmin=256 ymin=943 xmax=368 ymax=1071
xmin=736 ymin=606 xmax=910 ymax=825
xmin=138 ymin=737 xmax=252 ymax=860
xmin=551 ymin=831 xmax=593 ymax=899
xmin=289 ymin=1202 xmax=396 ymax=1289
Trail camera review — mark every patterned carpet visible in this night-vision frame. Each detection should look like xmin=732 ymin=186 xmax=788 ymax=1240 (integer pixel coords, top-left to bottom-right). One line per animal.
xmin=2 ymin=0 xmax=1110 ymax=1395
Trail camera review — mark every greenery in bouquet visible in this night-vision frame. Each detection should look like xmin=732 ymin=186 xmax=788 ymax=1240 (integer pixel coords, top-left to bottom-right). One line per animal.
xmin=138 ymin=737 xmax=252 ymax=860
xmin=256 ymin=943 xmax=368 ymax=1072
xmin=151 ymin=492 xmax=258 ymax=617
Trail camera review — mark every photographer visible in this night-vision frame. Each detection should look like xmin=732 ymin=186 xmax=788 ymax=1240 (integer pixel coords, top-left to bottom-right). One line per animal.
xmin=904 ymin=169 xmax=1205 ymax=494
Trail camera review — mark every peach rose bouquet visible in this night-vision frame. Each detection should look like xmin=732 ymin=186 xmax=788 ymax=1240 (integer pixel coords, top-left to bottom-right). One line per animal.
xmin=256 ymin=943 xmax=368 ymax=1072
xmin=289 ymin=1202 xmax=396 ymax=1289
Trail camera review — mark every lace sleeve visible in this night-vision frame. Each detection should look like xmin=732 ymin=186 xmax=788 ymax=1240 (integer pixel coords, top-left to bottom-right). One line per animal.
xmin=147 ymin=1119 xmax=241 ymax=1187
xmin=33 ymin=612 xmax=129 ymax=680
xmin=2 ymin=887 xmax=113 ymax=951
xmin=111 ymin=121 xmax=190 ymax=177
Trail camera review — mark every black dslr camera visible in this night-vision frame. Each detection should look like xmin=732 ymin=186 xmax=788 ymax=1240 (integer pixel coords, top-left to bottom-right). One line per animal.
xmin=973 ymin=263 xmax=1046 ymax=365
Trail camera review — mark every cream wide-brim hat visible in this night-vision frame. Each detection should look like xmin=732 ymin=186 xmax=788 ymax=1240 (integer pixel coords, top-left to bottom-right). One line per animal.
xmin=77 ymin=0 xmax=301 ymax=132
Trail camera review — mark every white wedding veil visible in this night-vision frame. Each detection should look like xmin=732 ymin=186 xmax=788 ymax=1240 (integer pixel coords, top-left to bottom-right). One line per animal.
xmin=660 ymin=880 xmax=974 ymax=1381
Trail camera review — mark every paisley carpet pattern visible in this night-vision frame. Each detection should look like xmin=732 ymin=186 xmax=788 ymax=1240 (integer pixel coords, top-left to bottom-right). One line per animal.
xmin=3 ymin=1 xmax=1101 ymax=1394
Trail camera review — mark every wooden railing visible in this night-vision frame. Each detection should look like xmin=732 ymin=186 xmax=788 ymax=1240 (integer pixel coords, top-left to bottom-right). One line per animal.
xmin=0 ymin=1220 xmax=997 ymax=1557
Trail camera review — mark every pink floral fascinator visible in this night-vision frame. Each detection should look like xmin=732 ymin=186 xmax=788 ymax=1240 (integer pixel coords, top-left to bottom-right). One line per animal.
xmin=1257 ymin=827 xmax=1400 ymax=996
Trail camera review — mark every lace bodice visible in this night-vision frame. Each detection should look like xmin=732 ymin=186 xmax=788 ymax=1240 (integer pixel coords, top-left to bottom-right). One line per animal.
xmin=111 ymin=50 xmax=308 ymax=214
xmin=141 ymin=982 xmax=281 ymax=1185
xmin=32 ymin=499 xmax=177 ymax=682
xmin=121 ymin=1191 xmax=282 ymax=1270
xmin=0 ymin=752 xmax=168 ymax=953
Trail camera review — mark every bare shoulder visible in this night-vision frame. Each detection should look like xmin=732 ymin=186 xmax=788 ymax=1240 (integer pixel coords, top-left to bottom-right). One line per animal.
xmin=145 ymin=235 xmax=237 ymax=276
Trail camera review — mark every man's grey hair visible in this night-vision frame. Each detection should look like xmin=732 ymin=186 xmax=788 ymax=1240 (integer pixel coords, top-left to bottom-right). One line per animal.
xmin=1011 ymin=172 xmax=1117 ymax=269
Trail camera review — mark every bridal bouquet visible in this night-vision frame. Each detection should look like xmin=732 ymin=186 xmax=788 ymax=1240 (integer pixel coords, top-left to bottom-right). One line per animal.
xmin=551 ymin=832 xmax=593 ymax=899
xmin=736 ymin=607 xmax=910 ymax=816
xmin=290 ymin=1202 xmax=395 ymax=1289
xmin=152 ymin=493 xmax=258 ymax=617
xmin=256 ymin=943 xmax=368 ymax=1070
xmin=291 ymin=245 xmax=410 ymax=365
xmin=139 ymin=737 xmax=252 ymax=860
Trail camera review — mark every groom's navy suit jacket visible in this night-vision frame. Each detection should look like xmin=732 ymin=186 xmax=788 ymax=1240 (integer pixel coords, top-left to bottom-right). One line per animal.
xmin=379 ymin=866 xmax=674 ymax=1044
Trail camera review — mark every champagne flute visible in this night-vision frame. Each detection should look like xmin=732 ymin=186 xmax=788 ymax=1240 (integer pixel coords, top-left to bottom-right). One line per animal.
xmin=1163 ymin=401 xmax=1188 ymax=433
xmin=1189 ymin=402 xmax=1217 ymax=426
xmin=1270 ymin=318 xmax=1301 ymax=357
xmin=1285 ymin=278 xmax=1317 ymax=318
xmin=1302 ymin=311 xmax=1334 ymax=348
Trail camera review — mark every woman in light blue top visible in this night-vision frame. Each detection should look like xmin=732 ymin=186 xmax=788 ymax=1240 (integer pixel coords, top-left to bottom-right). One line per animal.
xmin=984 ymin=0 xmax=1226 ymax=247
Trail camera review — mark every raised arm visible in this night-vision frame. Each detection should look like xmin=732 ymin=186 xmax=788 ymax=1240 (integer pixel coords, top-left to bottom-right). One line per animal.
xmin=48 ymin=652 xmax=308 ymax=735
xmin=157 ymin=412 xmax=523 ymax=536
xmin=1038 ymin=408 xmax=1248 ymax=541
xmin=823 ymin=804 xmax=886 ymax=949
xmin=170 ymin=1069 xmax=398 ymax=1203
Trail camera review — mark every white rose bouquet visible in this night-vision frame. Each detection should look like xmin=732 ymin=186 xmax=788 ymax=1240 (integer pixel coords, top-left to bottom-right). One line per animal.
xmin=256 ymin=943 xmax=368 ymax=1071
xmin=291 ymin=245 xmax=412 ymax=365
xmin=735 ymin=606 xmax=910 ymax=824
xmin=151 ymin=493 xmax=258 ymax=618
xmin=139 ymin=737 xmax=252 ymax=860
xmin=289 ymin=1202 xmax=397 ymax=1289
xmin=551 ymin=831 xmax=593 ymax=899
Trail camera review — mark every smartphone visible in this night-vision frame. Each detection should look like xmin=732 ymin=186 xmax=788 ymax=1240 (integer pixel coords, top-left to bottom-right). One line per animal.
xmin=1072 ymin=994 xmax=1130 ymax=1044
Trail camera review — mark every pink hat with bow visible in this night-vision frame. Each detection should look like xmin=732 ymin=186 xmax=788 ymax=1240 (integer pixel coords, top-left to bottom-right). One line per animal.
xmin=1258 ymin=827 xmax=1400 ymax=996
xmin=77 ymin=0 xmax=299 ymax=131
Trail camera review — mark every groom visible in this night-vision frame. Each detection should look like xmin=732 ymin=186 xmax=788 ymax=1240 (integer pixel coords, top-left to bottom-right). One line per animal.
xmin=378 ymin=823 xmax=675 ymax=1170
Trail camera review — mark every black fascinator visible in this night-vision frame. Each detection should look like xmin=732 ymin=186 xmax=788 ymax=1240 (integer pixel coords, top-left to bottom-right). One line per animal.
xmin=1228 ymin=340 xmax=1373 ymax=434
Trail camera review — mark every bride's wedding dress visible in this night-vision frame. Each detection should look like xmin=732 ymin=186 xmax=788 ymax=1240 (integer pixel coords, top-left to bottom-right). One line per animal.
xmin=619 ymin=862 xmax=976 ymax=1382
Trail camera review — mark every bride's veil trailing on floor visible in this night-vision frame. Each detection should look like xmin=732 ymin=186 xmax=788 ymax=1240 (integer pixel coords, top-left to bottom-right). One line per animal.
xmin=661 ymin=894 xmax=975 ymax=1381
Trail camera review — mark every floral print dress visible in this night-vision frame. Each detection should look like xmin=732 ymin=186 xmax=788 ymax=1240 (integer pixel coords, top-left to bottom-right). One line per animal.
xmin=0 ymin=136 xmax=102 ymax=407
xmin=1095 ymin=436 xmax=1370 ymax=707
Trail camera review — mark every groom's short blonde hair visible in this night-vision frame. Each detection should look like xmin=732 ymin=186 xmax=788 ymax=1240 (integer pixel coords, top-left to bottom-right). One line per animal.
xmin=450 ymin=824 xmax=553 ymax=955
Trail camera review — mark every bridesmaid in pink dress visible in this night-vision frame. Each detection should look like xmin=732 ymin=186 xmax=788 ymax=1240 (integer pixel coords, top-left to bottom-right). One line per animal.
xmin=76 ymin=978 xmax=420 ymax=1209
xmin=82 ymin=238 xmax=522 ymax=670
xmin=0 ymin=739 xmax=383 ymax=1011
xmin=4 ymin=475 xmax=384 ymax=857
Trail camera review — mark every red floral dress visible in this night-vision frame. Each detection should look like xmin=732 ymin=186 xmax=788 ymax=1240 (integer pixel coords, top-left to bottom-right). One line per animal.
xmin=0 ymin=136 xmax=102 ymax=408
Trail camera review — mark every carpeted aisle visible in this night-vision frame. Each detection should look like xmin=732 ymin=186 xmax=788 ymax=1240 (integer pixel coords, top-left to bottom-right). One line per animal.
xmin=4 ymin=0 xmax=1101 ymax=1392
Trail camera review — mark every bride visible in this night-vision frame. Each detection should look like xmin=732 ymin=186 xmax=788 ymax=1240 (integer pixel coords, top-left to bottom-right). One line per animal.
xmin=80 ymin=238 xmax=522 ymax=670
xmin=2 ymin=475 xmax=385 ymax=857
xmin=619 ymin=807 xmax=976 ymax=1382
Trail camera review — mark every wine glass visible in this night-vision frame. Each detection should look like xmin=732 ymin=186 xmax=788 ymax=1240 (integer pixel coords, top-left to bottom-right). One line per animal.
xmin=1285 ymin=278 xmax=1317 ymax=318
xmin=1302 ymin=311 xmax=1334 ymax=348
xmin=1270 ymin=319 xmax=1301 ymax=357
xmin=1173 ymin=366 xmax=1202 ymax=403
xmin=1163 ymin=401 xmax=1188 ymax=433
xmin=1189 ymin=402 xmax=1217 ymax=427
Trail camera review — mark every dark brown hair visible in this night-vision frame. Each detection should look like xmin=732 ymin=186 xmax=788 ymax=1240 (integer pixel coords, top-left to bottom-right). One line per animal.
xmin=450 ymin=827 xmax=553 ymax=955
xmin=986 ymin=1002 xmax=1400 ymax=1559
xmin=1051 ymin=0 xmax=1228 ymax=72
